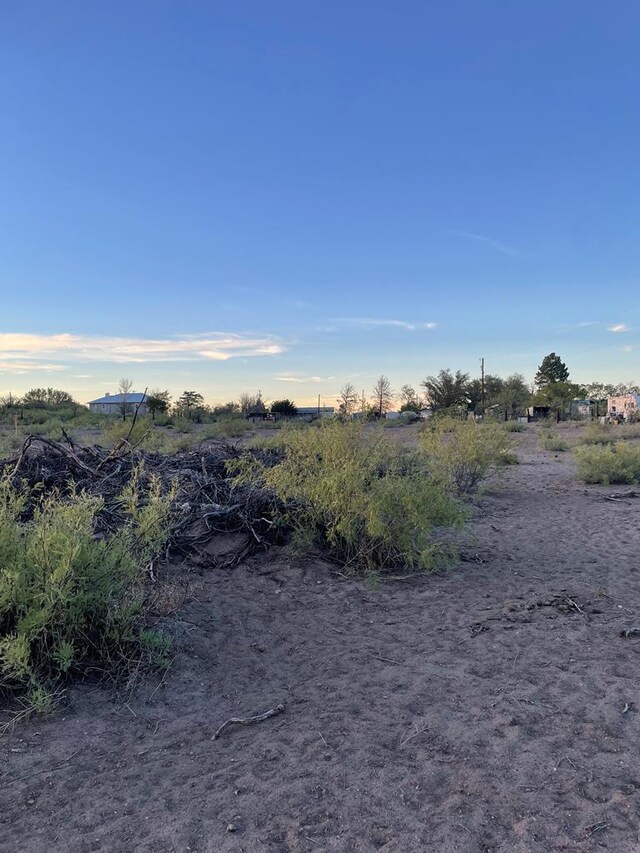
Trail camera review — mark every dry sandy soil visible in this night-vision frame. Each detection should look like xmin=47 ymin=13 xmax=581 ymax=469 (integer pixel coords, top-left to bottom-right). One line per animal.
xmin=2 ymin=425 xmax=640 ymax=852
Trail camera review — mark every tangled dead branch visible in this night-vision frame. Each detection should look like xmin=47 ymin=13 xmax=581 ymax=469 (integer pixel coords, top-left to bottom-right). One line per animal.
xmin=1 ymin=435 xmax=284 ymax=569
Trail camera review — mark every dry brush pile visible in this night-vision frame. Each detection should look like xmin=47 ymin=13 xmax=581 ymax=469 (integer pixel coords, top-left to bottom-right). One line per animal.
xmin=0 ymin=419 xmax=511 ymax=715
xmin=0 ymin=435 xmax=283 ymax=714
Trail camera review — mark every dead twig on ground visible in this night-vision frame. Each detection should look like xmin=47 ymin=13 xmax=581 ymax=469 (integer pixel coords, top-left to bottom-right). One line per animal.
xmin=7 ymin=749 xmax=83 ymax=785
xmin=584 ymin=821 xmax=609 ymax=838
xmin=212 ymin=703 xmax=285 ymax=740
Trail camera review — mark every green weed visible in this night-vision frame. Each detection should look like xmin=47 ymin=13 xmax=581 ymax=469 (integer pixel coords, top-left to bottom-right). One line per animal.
xmin=574 ymin=443 xmax=640 ymax=484
xmin=539 ymin=430 xmax=569 ymax=451
xmin=0 ymin=469 xmax=175 ymax=711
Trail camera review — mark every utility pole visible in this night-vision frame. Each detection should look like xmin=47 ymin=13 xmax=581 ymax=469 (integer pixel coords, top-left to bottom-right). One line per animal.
xmin=317 ymin=393 xmax=320 ymax=416
xmin=480 ymin=357 xmax=485 ymax=416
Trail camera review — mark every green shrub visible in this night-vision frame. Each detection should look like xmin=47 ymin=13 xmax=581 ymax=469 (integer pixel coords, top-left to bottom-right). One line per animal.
xmin=169 ymin=418 xmax=196 ymax=434
xmin=0 ymin=470 xmax=176 ymax=709
xmin=574 ymin=442 xmax=640 ymax=484
xmin=0 ymin=429 xmax=25 ymax=457
xmin=503 ymin=421 xmax=526 ymax=432
xmin=102 ymin=416 xmax=154 ymax=448
xmin=204 ymin=417 xmax=251 ymax=439
xmin=580 ymin=422 xmax=640 ymax=445
xmin=234 ymin=421 xmax=462 ymax=572
xmin=420 ymin=418 xmax=512 ymax=495
xmin=579 ymin=423 xmax=616 ymax=445
xmin=539 ymin=430 xmax=569 ymax=451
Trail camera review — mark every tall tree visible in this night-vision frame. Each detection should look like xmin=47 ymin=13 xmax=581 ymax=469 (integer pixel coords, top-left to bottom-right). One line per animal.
xmin=398 ymin=384 xmax=421 ymax=413
xmin=337 ymin=382 xmax=359 ymax=418
xmin=467 ymin=375 xmax=504 ymax=412
xmin=271 ymin=399 xmax=298 ymax=417
xmin=372 ymin=374 xmax=394 ymax=417
xmin=21 ymin=388 xmax=74 ymax=407
xmin=212 ymin=401 xmax=240 ymax=415
xmin=535 ymin=353 xmax=569 ymax=387
xmin=175 ymin=391 xmax=205 ymax=419
xmin=584 ymin=381 xmax=640 ymax=398
xmin=146 ymin=389 xmax=171 ymax=420
xmin=422 ymin=369 xmax=470 ymax=411
xmin=533 ymin=381 xmax=586 ymax=414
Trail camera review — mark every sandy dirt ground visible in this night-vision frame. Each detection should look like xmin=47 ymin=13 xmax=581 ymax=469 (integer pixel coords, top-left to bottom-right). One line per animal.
xmin=2 ymin=425 xmax=640 ymax=852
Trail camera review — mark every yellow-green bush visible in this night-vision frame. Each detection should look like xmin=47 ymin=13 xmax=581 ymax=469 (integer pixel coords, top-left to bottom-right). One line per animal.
xmin=574 ymin=442 xmax=640 ymax=484
xmin=235 ymin=420 xmax=463 ymax=570
xmin=580 ymin=422 xmax=640 ymax=445
xmin=102 ymin=415 xmax=154 ymax=448
xmin=420 ymin=418 xmax=512 ymax=495
xmin=234 ymin=421 xmax=462 ymax=572
xmin=0 ymin=470 xmax=175 ymax=708
xmin=204 ymin=417 xmax=251 ymax=439
xmin=539 ymin=430 xmax=569 ymax=451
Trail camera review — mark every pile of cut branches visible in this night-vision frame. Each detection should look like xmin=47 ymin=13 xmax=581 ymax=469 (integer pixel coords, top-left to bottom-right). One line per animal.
xmin=1 ymin=434 xmax=283 ymax=569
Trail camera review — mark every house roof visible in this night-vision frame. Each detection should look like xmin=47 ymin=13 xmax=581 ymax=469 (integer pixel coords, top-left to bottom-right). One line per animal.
xmin=88 ymin=393 xmax=147 ymax=404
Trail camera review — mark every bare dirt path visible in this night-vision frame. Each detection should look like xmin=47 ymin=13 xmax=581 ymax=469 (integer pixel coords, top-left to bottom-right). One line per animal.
xmin=2 ymin=427 xmax=640 ymax=852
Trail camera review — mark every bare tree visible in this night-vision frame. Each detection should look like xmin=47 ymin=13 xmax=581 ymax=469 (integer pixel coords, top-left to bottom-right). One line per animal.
xmin=337 ymin=382 xmax=359 ymax=418
xmin=118 ymin=377 xmax=134 ymax=421
xmin=238 ymin=392 xmax=255 ymax=415
xmin=372 ymin=374 xmax=394 ymax=417
xmin=238 ymin=391 xmax=266 ymax=414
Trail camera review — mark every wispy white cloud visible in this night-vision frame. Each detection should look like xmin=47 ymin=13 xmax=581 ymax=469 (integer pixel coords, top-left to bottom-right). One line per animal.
xmin=609 ymin=324 xmax=630 ymax=333
xmin=275 ymin=374 xmax=336 ymax=383
xmin=0 ymin=332 xmax=285 ymax=373
xmin=451 ymin=230 xmax=522 ymax=258
xmin=0 ymin=360 xmax=67 ymax=374
xmin=332 ymin=318 xmax=436 ymax=331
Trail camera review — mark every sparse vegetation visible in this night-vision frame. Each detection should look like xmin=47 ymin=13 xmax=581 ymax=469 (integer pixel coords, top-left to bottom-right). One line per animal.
xmin=579 ymin=422 xmax=640 ymax=445
xmin=420 ymin=417 xmax=513 ymax=495
xmin=575 ymin=442 xmax=640 ymax=484
xmin=539 ymin=430 xmax=569 ymax=451
xmin=234 ymin=420 xmax=463 ymax=573
xmin=0 ymin=470 xmax=175 ymax=710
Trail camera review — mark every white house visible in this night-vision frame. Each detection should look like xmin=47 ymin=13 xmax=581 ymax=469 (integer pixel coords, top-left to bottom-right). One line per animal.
xmin=88 ymin=392 xmax=148 ymax=416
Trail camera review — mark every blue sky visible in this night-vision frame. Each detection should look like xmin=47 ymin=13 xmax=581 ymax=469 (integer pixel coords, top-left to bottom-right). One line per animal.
xmin=1 ymin=1 xmax=639 ymax=405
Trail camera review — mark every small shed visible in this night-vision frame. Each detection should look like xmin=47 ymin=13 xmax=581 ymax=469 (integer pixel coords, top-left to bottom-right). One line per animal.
xmin=526 ymin=405 xmax=552 ymax=422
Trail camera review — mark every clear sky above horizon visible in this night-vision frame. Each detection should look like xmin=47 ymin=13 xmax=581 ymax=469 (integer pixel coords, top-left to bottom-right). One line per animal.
xmin=1 ymin=1 xmax=639 ymax=405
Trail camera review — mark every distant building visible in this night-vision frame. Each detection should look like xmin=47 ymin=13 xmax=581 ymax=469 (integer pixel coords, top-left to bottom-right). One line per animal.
xmin=88 ymin=392 xmax=148 ymax=416
xmin=296 ymin=406 xmax=335 ymax=419
xmin=526 ymin=405 xmax=552 ymax=422
xmin=570 ymin=399 xmax=598 ymax=419
xmin=608 ymin=394 xmax=640 ymax=422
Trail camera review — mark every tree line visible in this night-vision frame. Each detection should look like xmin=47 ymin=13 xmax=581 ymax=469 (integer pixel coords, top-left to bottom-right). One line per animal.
xmin=2 ymin=354 xmax=639 ymax=423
